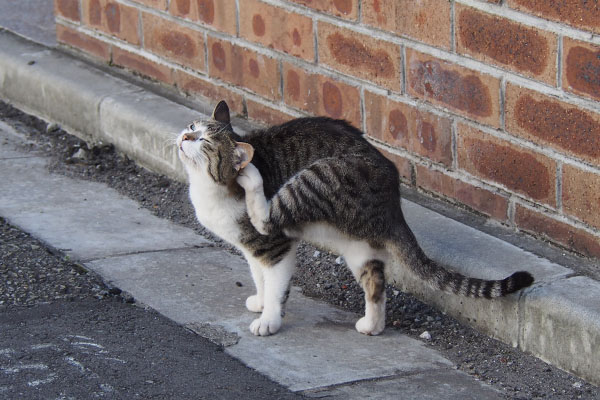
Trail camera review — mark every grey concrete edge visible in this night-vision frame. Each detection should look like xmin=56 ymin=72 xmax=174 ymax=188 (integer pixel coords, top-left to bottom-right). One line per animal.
xmin=1 ymin=29 xmax=599 ymax=385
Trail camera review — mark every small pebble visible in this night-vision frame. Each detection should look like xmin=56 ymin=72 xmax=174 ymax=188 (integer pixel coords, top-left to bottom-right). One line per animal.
xmin=235 ymin=281 xmax=243 ymax=287
xmin=46 ymin=122 xmax=60 ymax=133
xmin=313 ymin=250 xmax=321 ymax=258
xmin=573 ymin=382 xmax=583 ymax=389
xmin=335 ymin=256 xmax=344 ymax=265
xmin=419 ymin=331 xmax=432 ymax=341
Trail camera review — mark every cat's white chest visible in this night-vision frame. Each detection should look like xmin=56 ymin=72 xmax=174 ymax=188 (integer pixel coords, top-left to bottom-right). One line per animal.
xmin=189 ymin=181 xmax=245 ymax=246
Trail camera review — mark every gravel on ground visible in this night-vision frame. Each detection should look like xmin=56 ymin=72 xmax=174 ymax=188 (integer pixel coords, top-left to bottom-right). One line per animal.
xmin=1 ymin=100 xmax=597 ymax=399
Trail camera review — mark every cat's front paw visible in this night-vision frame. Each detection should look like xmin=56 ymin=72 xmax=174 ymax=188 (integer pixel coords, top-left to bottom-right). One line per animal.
xmin=236 ymin=163 xmax=263 ymax=192
xmin=250 ymin=315 xmax=282 ymax=336
xmin=245 ymin=295 xmax=264 ymax=313
xmin=355 ymin=316 xmax=385 ymax=336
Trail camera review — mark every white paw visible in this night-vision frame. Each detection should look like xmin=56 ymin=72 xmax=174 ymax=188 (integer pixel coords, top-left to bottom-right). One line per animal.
xmin=355 ymin=316 xmax=385 ymax=336
xmin=236 ymin=163 xmax=263 ymax=192
xmin=245 ymin=295 xmax=264 ymax=313
xmin=250 ymin=315 xmax=282 ymax=336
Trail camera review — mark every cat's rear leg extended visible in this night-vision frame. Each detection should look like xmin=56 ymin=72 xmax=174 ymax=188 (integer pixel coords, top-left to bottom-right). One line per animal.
xmin=347 ymin=257 xmax=386 ymax=336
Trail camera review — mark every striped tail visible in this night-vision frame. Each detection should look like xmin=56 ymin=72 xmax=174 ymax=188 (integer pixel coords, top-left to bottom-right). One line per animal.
xmin=385 ymin=229 xmax=534 ymax=299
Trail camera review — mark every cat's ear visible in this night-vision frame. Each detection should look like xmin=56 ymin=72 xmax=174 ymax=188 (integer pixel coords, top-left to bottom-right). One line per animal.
xmin=212 ymin=100 xmax=231 ymax=125
xmin=233 ymin=142 xmax=254 ymax=171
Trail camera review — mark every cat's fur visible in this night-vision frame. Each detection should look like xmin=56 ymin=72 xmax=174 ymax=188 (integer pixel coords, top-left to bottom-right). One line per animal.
xmin=177 ymin=101 xmax=534 ymax=336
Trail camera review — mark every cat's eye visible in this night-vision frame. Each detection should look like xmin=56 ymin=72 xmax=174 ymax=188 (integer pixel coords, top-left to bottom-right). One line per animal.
xmin=189 ymin=123 xmax=195 ymax=131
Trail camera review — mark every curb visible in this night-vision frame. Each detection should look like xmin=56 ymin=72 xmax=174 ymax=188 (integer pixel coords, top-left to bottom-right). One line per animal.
xmin=1 ymin=30 xmax=599 ymax=385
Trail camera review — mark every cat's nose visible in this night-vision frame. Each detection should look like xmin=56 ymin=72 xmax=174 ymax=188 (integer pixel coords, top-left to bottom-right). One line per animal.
xmin=182 ymin=133 xmax=193 ymax=141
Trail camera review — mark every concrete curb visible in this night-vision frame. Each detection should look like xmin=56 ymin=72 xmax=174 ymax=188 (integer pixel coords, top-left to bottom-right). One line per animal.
xmin=1 ymin=30 xmax=599 ymax=385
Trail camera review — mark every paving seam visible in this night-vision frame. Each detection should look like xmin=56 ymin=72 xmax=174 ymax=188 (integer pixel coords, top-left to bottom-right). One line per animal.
xmin=79 ymin=244 xmax=218 ymax=263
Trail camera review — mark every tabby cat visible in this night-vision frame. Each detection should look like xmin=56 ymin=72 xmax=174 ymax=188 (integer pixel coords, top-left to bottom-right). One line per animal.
xmin=177 ymin=101 xmax=534 ymax=337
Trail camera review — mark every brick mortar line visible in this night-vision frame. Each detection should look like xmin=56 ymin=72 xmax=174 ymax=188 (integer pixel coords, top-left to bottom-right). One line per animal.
xmin=451 ymin=119 xmax=458 ymax=170
xmin=59 ymin=7 xmax=600 ymax=118
xmin=456 ymin=0 xmax=600 ymax=46
xmin=450 ymin=0 xmax=456 ymax=53
xmin=556 ymin=162 xmax=563 ymax=212
xmin=556 ymin=35 xmax=563 ymax=90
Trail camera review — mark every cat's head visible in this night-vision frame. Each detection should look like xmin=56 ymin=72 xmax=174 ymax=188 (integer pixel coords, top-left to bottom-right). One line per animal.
xmin=177 ymin=101 xmax=254 ymax=184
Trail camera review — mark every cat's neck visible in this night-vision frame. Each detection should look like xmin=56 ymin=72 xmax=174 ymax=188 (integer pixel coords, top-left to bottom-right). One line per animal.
xmin=187 ymin=168 xmax=240 ymax=199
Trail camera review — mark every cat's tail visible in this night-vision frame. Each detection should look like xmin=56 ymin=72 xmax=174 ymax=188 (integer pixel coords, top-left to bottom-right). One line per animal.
xmin=385 ymin=225 xmax=534 ymax=299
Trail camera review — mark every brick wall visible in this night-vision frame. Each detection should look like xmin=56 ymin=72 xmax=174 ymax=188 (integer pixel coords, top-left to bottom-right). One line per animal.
xmin=54 ymin=0 xmax=600 ymax=260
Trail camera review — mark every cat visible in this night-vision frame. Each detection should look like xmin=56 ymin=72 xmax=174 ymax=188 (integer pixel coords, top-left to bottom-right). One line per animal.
xmin=176 ymin=100 xmax=534 ymax=337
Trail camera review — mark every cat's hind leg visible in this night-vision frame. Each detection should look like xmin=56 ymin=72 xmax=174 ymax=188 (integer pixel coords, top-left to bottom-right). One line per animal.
xmin=250 ymin=242 xmax=297 ymax=336
xmin=345 ymin=248 xmax=387 ymax=336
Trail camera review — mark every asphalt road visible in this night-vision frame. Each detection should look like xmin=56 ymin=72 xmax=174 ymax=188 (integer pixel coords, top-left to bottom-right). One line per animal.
xmin=0 ymin=218 xmax=301 ymax=399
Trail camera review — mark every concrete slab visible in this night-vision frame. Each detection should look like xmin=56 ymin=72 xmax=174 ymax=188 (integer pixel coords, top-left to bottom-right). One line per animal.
xmin=0 ymin=132 xmax=208 ymax=260
xmin=520 ymin=276 xmax=600 ymax=386
xmin=87 ymin=247 xmax=456 ymax=392
xmin=303 ymin=369 xmax=502 ymax=399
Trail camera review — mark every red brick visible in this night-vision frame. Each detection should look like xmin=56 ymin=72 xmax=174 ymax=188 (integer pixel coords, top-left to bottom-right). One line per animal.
xmin=456 ymin=5 xmax=557 ymax=85
xmin=416 ymin=165 xmax=509 ymax=220
xmin=406 ymin=49 xmax=501 ymax=127
xmin=208 ymin=37 xmax=281 ymax=101
xmin=507 ymin=0 xmax=600 ymax=35
xmin=563 ymin=165 xmax=600 ymax=230
xmin=82 ymin=0 xmax=140 ymax=45
xmin=506 ymin=84 xmax=600 ymax=165
xmin=563 ymin=38 xmax=600 ymax=102
xmin=457 ymin=123 xmax=556 ymax=205
xmin=318 ymin=22 xmax=402 ymax=91
xmin=364 ymin=91 xmax=452 ymax=166
xmin=283 ymin=63 xmax=360 ymax=126
xmin=515 ymin=205 xmax=600 ymax=259
xmin=377 ymin=148 xmax=413 ymax=182
xmin=56 ymin=24 xmax=111 ymax=61
xmin=174 ymin=70 xmax=244 ymax=115
xmin=169 ymin=0 xmax=236 ymax=35
xmin=142 ymin=13 xmax=205 ymax=71
xmin=246 ymin=100 xmax=294 ymax=127
xmin=130 ymin=0 xmax=167 ymax=10
xmin=240 ymin=0 xmax=314 ymax=61
xmin=55 ymin=0 xmax=80 ymax=21
xmin=362 ymin=0 xmax=451 ymax=49
xmin=290 ymin=0 xmax=358 ymax=20
xmin=112 ymin=47 xmax=174 ymax=84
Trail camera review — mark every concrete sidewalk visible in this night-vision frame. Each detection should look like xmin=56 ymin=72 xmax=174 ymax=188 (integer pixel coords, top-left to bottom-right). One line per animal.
xmin=0 ymin=119 xmax=501 ymax=398
xmin=0 ymin=27 xmax=599 ymax=387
